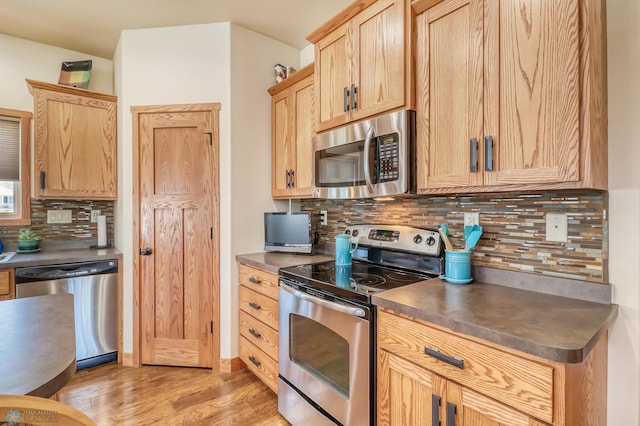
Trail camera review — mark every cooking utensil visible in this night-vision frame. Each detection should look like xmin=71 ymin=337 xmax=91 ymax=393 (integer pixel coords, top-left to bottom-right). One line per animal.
xmin=465 ymin=228 xmax=482 ymax=251
xmin=438 ymin=226 xmax=453 ymax=251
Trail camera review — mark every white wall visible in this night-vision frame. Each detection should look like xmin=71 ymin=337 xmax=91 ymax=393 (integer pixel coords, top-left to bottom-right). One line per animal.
xmin=114 ymin=22 xmax=299 ymax=359
xmin=607 ymin=0 xmax=640 ymax=423
xmin=0 ymin=34 xmax=113 ymax=111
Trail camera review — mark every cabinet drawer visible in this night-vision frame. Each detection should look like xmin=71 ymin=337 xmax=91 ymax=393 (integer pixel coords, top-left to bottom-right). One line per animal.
xmin=378 ymin=310 xmax=554 ymax=423
xmin=239 ymin=336 xmax=278 ymax=393
xmin=238 ymin=285 xmax=278 ymax=330
xmin=239 ymin=310 xmax=278 ymax=362
xmin=238 ymin=263 xmax=279 ymax=299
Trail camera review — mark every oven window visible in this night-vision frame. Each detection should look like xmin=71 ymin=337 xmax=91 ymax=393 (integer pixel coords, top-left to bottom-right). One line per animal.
xmin=289 ymin=314 xmax=350 ymax=398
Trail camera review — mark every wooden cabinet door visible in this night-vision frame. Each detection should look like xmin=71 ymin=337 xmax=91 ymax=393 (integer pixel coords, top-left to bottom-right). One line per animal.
xmin=447 ymin=382 xmax=547 ymax=426
xmin=351 ymin=0 xmax=407 ymax=122
xmin=378 ymin=349 xmax=441 ymax=426
xmin=291 ymin=75 xmax=315 ymax=197
xmin=31 ymin=83 xmax=117 ymax=199
xmin=271 ymin=89 xmax=294 ymax=197
xmin=483 ymin=0 xmax=580 ymax=187
xmin=271 ymin=73 xmax=314 ymax=199
xmin=415 ymin=0 xmax=484 ymax=191
xmin=315 ymin=22 xmax=351 ymax=132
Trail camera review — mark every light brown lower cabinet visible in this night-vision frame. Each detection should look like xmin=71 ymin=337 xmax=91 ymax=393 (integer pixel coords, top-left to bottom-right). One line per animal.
xmin=377 ymin=309 xmax=608 ymax=426
xmin=0 ymin=269 xmax=15 ymax=300
xmin=237 ymin=263 xmax=280 ymax=392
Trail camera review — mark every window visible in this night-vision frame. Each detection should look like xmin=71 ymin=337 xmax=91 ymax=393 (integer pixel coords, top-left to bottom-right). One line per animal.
xmin=0 ymin=108 xmax=32 ymax=225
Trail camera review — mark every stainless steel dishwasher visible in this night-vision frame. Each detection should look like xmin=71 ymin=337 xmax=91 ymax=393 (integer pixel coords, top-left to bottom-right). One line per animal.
xmin=15 ymin=259 xmax=118 ymax=370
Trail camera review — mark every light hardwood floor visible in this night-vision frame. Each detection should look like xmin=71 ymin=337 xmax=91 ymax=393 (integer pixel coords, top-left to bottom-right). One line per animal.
xmin=57 ymin=363 xmax=290 ymax=425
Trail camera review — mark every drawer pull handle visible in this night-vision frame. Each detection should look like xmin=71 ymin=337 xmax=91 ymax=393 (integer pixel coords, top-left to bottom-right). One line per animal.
xmin=424 ymin=347 xmax=464 ymax=369
xmin=248 ymin=355 xmax=261 ymax=367
xmin=248 ymin=328 xmax=261 ymax=339
xmin=248 ymin=277 xmax=262 ymax=284
xmin=248 ymin=302 xmax=261 ymax=311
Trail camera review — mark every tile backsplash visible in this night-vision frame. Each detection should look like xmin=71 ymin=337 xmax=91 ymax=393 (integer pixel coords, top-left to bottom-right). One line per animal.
xmin=302 ymin=190 xmax=607 ymax=283
xmin=0 ymin=199 xmax=115 ymax=243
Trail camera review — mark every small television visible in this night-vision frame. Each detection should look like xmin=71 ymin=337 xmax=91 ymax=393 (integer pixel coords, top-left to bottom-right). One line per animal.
xmin=264 ymin=211 xmax=313 ymax=254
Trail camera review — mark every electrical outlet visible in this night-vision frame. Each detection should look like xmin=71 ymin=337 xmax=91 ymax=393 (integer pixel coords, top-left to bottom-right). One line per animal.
xmin=47 ymin=209 xmax=72 ymax=224
xmin=464 ymin=212 xmax=480 ymax=227
xmin=546 ymin=213 xmax=568 ymax=242
xmin=91 ymin=210 xmax=101 ymax=223
xmin=320 ymin=210 xmax=328 ymax=226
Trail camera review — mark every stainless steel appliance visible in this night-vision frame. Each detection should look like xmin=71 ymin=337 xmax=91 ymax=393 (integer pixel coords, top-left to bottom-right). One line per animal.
xmin=313 ymin=110 xmax=416 ymax=199
xmin=278 ymin=224 xmax=444 ymax=425
xmin=15 ymin=259 xmax=118 ymax=369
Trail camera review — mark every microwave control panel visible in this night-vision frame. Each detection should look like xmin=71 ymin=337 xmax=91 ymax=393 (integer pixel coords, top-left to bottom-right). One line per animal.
xmin=377 ymin=133 xmax=399 ymax=182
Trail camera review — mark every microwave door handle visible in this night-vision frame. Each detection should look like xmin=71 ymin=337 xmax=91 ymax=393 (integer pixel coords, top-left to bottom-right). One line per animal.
xmin=363 ymin=126 xmax=375 ymax=196
xmin=280 ymin=282 xmax=367 ymax=318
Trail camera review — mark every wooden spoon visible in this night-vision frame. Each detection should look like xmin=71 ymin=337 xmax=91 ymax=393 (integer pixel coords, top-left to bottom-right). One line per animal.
xmin=438 ymin=226 xmax=453 ymax=251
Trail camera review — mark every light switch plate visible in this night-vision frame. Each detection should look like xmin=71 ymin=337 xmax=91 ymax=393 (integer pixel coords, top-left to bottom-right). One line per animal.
xmin=90 ymin=210 xmax=101 ymax=223
xmin=47 ymin=209 xmax=72 ymax=224
xmin=546 ymin=213 xmax=568 ymax=242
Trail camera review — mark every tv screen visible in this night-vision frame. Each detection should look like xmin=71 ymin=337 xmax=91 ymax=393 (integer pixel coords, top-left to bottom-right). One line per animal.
xmin=264 ymin=212 xmax=312 ymax=253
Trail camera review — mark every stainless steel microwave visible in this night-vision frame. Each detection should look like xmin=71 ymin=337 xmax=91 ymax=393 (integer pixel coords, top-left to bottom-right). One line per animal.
xmin=312 ymin=110 xmax=416 ymax=199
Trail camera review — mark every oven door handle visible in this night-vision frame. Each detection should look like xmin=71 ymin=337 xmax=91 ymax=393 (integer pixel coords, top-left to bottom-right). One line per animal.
xmin=363 ymin=126 xmax=375 ymax=196
xmin=280 ymin=283 xmax=367 ymax=318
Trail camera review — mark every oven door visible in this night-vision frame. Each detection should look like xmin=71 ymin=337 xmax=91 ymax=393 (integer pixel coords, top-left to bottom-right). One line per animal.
xmin=278 ymin=281 xmax=372 ymax=426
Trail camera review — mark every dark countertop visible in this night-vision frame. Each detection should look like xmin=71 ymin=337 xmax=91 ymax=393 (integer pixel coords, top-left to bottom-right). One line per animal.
xmin=373 ymin=278 xmax=618 ymax=364
xmin=235 ymin=251 xmax=618 ymax=364
xmin=0 ymin=247 xmax=121 ymax=269
xmin=0 ymin=293 xmax=76 ymax=397
xmin=236 ymin=251 xmax=333 ymax=274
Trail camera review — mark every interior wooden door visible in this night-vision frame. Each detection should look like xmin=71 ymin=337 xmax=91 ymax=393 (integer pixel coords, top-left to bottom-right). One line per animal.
xmin=135 ymin=103 xmax=220 ymax=368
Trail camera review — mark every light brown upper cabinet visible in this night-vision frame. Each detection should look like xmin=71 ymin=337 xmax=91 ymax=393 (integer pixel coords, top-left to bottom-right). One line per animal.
xmin=27 ymin=79 xmax=117 ymax=199
xmin=268 ymin=64 xmax=315 ymax=199
xmin=308 ymin=0 xmax=413 ymax=132
xmin=414 ymin=0 xmax=607 ymax=194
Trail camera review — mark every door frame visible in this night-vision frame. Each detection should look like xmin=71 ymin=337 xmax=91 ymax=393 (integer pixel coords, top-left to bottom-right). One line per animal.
xmin=130 ymin=103 xmax=221 ymax=369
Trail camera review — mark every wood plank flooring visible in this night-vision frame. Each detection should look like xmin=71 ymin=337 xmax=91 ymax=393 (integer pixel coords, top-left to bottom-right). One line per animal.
xmin=57 ymin=363 xmax=290 ymax=425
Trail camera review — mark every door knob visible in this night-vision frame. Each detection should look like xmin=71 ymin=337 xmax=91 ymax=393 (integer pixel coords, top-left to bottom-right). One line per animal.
xmin=139 ymin=247 xmax=152 ymax=256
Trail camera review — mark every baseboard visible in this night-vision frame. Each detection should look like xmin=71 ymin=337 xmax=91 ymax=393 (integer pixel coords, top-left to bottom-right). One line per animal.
xmin=220 ymin=357 xmax=245 ymax=373
xmin=121 ymin=352 xmax=134 ymax=367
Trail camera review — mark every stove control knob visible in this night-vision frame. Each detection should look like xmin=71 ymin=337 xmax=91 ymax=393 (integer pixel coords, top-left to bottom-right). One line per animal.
xmin=352 ymin=229 xmax=359 ymax=237
xmin=413 ymin=234 xmax=423 ymax=244
xmin=426 ymin=236 xmax=436 ymax=246
xmin=345 ymin=230 xmax=351 ymax=235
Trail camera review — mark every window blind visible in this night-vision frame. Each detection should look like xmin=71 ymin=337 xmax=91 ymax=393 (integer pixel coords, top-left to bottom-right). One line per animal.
xmin=0 ymin=116 xmax=20 ymax=181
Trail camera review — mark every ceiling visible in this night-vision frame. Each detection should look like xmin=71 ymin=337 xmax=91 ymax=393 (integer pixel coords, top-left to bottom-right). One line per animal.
xmin=0 ymin=0 xmax=353 ymax=59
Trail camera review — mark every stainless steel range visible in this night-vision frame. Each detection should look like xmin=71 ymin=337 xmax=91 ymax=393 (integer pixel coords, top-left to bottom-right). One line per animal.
xmin=278 ymin=224 xmax=444 ymax=426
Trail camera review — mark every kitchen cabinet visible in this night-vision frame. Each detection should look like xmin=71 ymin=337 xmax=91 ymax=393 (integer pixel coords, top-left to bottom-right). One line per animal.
xmin=377 ymin=309 xmax=608 ymax=425
xmin=26 ymin=79 xmax=117 ymax=199
xmin=268 ymin=64 xmax=314 ymax=198
xmin=0 ymin=269 xmax=15 ymax=300
xmin=414 ymin=0 xmax=607 ymax=193
xmin=307 ymin=0 xmax=413 ymax=132
xmin=237 ymin=263 xmax=280 ymax=392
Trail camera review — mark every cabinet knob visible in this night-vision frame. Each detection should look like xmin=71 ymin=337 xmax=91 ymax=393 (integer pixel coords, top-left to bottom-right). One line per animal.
xmin=139 ymin=247 xmax=153 ymax=256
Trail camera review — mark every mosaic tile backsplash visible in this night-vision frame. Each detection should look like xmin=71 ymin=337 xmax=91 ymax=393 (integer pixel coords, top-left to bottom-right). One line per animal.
xmin=302 ymin=190 xmax=607 ymax=283
xmin=0 ymin=199 xmax=115 ymax=243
